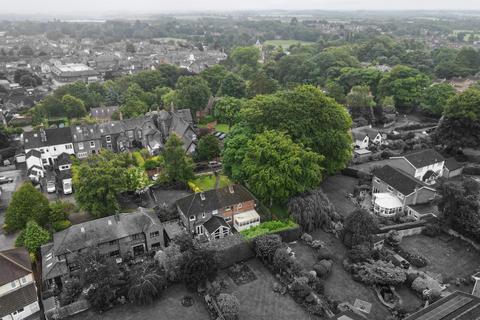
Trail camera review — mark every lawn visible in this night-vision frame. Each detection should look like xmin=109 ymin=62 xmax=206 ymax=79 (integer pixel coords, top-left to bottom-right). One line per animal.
xmin=215 ymin=123 xmax=230 ymax=133
xmin=240 ymin=219 xmax=298 ymax=240
xmin=264 ymin=39 xmax=314 ymax=48
xmin=321 ymin=175 xmax=358 ymax=218
xmin=401 ymin=234 xmax=480 ymax=284
xmin=216 ymin=259 xmax=312 ymax=320
xmin=69 ymin=284 xmax=210 ymax=320
xmin=191 ymin=174 xmax=232 ymax=191
xmin=289 ymin=230 xmax=391 ymax=320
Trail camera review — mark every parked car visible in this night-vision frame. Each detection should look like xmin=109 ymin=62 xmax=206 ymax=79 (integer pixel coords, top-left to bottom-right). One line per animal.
xmin=0 ymin=176 xmax=14 ymax=184
xmin=46 ymin=181 xmax=56 ymax=193
xmin=208 ymin=161 xmax=222 ymax=168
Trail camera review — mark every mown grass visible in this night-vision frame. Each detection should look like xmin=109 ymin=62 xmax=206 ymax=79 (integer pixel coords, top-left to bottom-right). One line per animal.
xmin=240 ymin=219 xmax=298 ymax=240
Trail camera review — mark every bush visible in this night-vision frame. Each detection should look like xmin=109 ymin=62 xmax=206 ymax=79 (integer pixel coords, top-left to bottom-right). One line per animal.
xmin=348 ymin=243 xmax=373 ymax=263
xmin=316 ymin=247 xmax=334 ymax=261
xmin=313 ymin=260 xmax=332 ymax=278
xmin=180 ymin=249 xmax=218 ymax=290
xmin=422 ymin=224 xmax=442 ymax=237
xmin=144 ymin=157 xmax=162 ymax=170
xmin=241 ymin=220 xmax=297 ymax=240
xmin=273 ymin=247 xmax=293 ymax=274
xmin=53 ymin=220 xmax=72 ymax=232
xmin=411 ymin=274 xmax=442 ymax=299
xmin=253 ymin=234 xmax=284 ymax=263
xmin=385 ymin=230 xmax=402 ymax=247
xmin=289 ymin=278 xmax=312 ymax=301
xmin=216 ymin=293 xmax=240 ymax=320
xmin=59 ymin=278 xmax=83 ymax=306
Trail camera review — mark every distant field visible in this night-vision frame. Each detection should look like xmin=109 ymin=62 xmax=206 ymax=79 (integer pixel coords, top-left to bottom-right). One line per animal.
xmin=264 ymin=39 xmax=315 ymax=48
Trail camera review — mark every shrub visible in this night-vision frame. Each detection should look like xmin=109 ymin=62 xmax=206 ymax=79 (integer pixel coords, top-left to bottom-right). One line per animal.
xmin=411 ymin=274 xmax=442 ymax=298
xmin=216 ymin=293 xmax=240 ymax=320
xmin=132 ymin=151 xmax=145 ymax=167
xmin=53 ymin=220 xmax=72 ymax=232
xmin=241 ymin=220 xmax=297 ymax=240
xmin=348 ymin=243 xmax=373 ymax=263
xmin=422 ymin=224 xmax=442 ymax=237
xmin=59 ymin=278 xmax=83 ymax=306
xmin=316 ymin=247 xmax=334 ymax=261
xmin=253 ymin=234 xmax=284 ymax=263
xmin=180 ymin=249 xmax=218 ymax=290
xmin=289 ymin=278 xmax=312 ymax=301
xmin=273 ymin=247 xmax=293 ymax=274
xmin=385 ymin=230 xmax=402 ymax=247
xmin=352 ymin=260 xmax=406 ymax=286
xmin=144 ymin=157 xmax=162 ymax=170
xmin=313 ymin=260 xmax=332 ymax=278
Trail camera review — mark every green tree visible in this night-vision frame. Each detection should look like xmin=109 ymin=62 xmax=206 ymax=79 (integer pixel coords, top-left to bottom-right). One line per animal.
xmin=346 ymin=85 xmax=376 ymax=123
xmin=343 ymin=209 xmax=379 ymax=248
xmin=125 ymin=167 xmax=150 ymax=192
xmin=200 ymin=64 xmax=228 ymax=95
xmin=163 ymin=135 xmax=194 ymax=183
xmin=222 ymin=125 xmax=253 ymax=182
xmin=73 ymin=151 xmax=128 ymax=217
xmin=378 ymin=65 xmax=430 ymax=110
xmin=238 ymin=85 xmax=352 ymax=174
xmin=213 ymin=97 xmax=244 ymax=127
xmin=435 ymin=87 xmax=480 ymax=151
xmin=246 ymin=71 xmax=279 ymax=98
xmin=175 ymin=76 xmax=211 ymax=114
xmin=62 ymin=94 xmax=87 ymax=119
xmin=5 ymin=183 xmax=51 ymax=232
xmin=420 ymin=83 xmax=456 ymax=116
xmin=230 ymin=46 xmax=260 ymax=70
xmin=180 ymin=249 xmax=217 ymax=290
xmin=195 ymin=135 xmax=220 ymax=162
xmin=241 ymin=131 xmax=324 ymax=205
xmin=21 ymin=221 xmax=50 ymax=253
xmin=218 ymin=72 xmax=246 ymax=98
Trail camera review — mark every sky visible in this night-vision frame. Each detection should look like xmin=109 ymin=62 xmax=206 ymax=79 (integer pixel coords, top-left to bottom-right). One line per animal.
xmin=2 ymin=0 xmax=480 ymax=15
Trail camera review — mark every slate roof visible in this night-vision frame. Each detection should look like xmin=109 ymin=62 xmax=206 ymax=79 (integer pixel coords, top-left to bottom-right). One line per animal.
xmin=352 ymin=127 xmax=382 ymax=141
xmin=41 ymin=243 xmax=68 ymax=281
xmin=394 ymin=149 xmax=445 ymax=169
xmin=176 ymin=109 xmax=193 ymax=124
xmin=444 ymin=157 xmax=463 ymax=171
xmin=26 ymin=149 xmax=41 ymax=159
xmin=52 ymin=209 xmax=162 ymax=256
xmin=71 ymin=124 xmax=101 ymax=142
xmin=0 ymin=283 xmax=38 ymax=317
xmin=332 ymin=311 xmax=370 ymax=320
xmin=23 ymin=127 xmax=73 ymax=149
xmin=0 ymin=248 xmax=32 ymax=286
xmin=56 ymin=153 xmax=71 ymax=166
xmin=203 ymin=216 xmax=230 ymax=234
xmin=90 ymin=106 xmax=119 ymax=120
xmin=373 ymin=165 xmax=430 ymax=195
xmin=404 ymin=291 xmax=480 ymax=320
xmin=407 ymin=203 xmax=439 ymax=216
xmin=176 ymin=185 xmax=255 ymax=217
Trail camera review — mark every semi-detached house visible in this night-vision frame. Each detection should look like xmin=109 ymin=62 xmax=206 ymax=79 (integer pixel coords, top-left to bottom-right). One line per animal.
xmin=23 ymin=127 xmax=75 ymax=167
xmin=0 ymin=248 xmax=40 ymax=320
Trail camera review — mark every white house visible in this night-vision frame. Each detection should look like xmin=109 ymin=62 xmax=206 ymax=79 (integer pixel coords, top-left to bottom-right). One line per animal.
xmin=0 ymin=248 xmax=40 ymax=320
xmin=389 ymin=149 xmax=445 ymax=185
xmin=23 ymin=128 xmax=75 ymax=167
xmin=352 ymin=125 xmax=386 ymax=150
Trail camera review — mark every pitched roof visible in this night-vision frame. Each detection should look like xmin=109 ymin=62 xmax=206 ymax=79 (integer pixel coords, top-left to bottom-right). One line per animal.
xmin=176 ymin=185 xmax=255 ymax=217
xmin=373 ymin=165 xmax=428 ymax=195
xmin=71 ymin=124 xmax=101 ymax=142
xmin=444 ymin=157 xmax=463 ymax=171
xmin=404 ymin=291 xmax=480 ymax=320
xmin=25 ymin=149 xmax=41 ymax=159
xmin=352 ymin=127 xmax=382 ymax=141
xmin=41 ymin=243 xmax=68 ymax=281
xmin=24 ymin=127 xmax=73 ymax=149
xmin=393 ymin=149 xmax=445 ymax=169
xmin=203 ymin=216 xmax=230 ymax=234
xmin=52 ymin=209 xmax=162 ymax=256
xmin=0 ymin=283 xmax=38 ymax=317
xmin=0 ymin=248 xmax=32 ymax=286
xmin=332 ymin=311 xmax=370 ymax=320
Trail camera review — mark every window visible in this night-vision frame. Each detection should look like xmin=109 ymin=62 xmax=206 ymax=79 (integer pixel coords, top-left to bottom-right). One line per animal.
xmin=109 ymin=250 xmax=120 ymax=257
xmin=106 ymin=135 xmax=111 ymax=143
xmin=40 ymin=148 xmax=44 ymax=153
xmin=225 ymin=216 xmax=232 ymax=222
xmin=137 ymin=130 xmax=142 ymax=139
xmin=397 ymin=193 xmax=404 ymax=200
xmin=152 ymin=242 xmax=161 ymax=249
xmin=237 ymin=203 xmax=243 ymax=209
xmin=225 ymin=206 xmax=232 ymax=211
xmin=150 ymin=231 xmax=160 ymax=238
xmin=66 ymin=144 xmax=72 ymax=149
xmin=212 ymin=210 xmax=218 ymax=215
xmin=374 ymin=178 xmax=381 ymax=183
xmin=90 ymin=141 xmax=95 ymax=148
xmin=202 ymin=213 xmax=206 ymax=218
xmin=21 ymin=277 xmax=27 ymax=284
xmin=127 ymin=130 xmax=134 ymax=139
xmin=196 ymin=225 xmax=204 ymax=235
xmin=11 ymin=281 xmax=16 ymax=288
xmin=109 ymin=240 xmax=118 ymax=246
xmin=12 ymin=308 xmax=24 ymax=315
xmin=387 ymin=186 xmax=394 ymax=192
xmin=131 ymin=234 xmax=142 ymax=241
xmin=78 ymin=142 xmax=84 ymax=150
xmin=189 ymin=215 xmax=195 ymax=221
xmin=53 ymin=147 xmax=56 ymax=151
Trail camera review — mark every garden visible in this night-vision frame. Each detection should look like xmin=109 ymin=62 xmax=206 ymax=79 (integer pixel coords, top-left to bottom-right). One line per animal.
xmin=240 ymin=219 xmax=298 ymax=240
xmin=189 ymin=173 xmax=232 ymax=192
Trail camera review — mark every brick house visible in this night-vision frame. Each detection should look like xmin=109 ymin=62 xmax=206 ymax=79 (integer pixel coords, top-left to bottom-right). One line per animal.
xmin=176 ymin=184 xmax=260 ymax=240
xmin=372 ymin=165 xmax=436 ymax=218
xmin=41 ymin=209 xmax=164 ymax=289
xmin=389 ymin=149 xmax=445 ymax=185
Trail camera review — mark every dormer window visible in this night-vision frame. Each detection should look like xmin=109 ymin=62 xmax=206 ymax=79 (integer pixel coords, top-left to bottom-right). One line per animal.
xmin=200 ymin=193 xmax=206 ymax=201
xmin=189 ymin=215 xmax=195 ymax=221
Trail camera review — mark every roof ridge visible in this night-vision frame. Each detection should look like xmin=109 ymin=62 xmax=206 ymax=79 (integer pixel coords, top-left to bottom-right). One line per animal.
xmin=0 ymin=251 xmax=31 ymax=274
